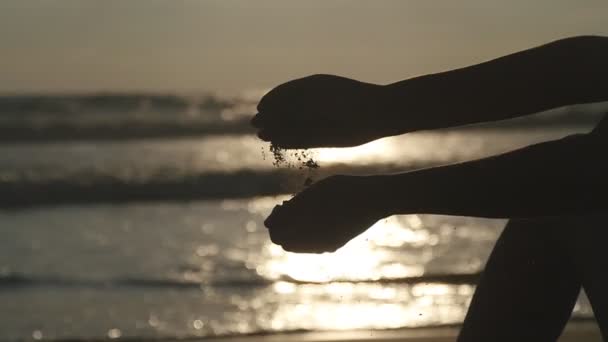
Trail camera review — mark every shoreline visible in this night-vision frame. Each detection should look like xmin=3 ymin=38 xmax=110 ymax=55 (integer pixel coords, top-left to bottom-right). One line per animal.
xmin=196 ymin=320 xmax=600 ymax=342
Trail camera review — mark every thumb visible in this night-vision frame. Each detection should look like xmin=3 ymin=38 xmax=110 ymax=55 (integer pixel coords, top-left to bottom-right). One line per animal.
xmin=264 ymin=204 xmax=285 ymax=229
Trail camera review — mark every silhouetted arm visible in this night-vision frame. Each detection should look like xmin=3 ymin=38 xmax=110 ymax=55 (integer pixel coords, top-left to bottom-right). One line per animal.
xmin=253 ymin=36 xmax=607 ymax=148
xmin=381 ymin=36 xmax=608 ymax=133
xmin=371 ymin=121 xmax=608 ymax=218
xmin=264 ymin=122 xmax=608 ymax=252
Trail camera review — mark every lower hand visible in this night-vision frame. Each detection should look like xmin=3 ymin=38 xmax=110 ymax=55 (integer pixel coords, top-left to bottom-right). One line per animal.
xmin=264 ymin=175 xmax=385 ymax=253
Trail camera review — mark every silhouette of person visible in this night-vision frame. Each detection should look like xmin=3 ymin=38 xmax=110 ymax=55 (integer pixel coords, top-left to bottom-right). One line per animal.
xmin=252 ymin=36 xmax=608 ymax=341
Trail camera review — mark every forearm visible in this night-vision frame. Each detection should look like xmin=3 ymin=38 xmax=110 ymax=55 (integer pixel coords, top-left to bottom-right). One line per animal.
xmin=369 ymin=133 xmax=606 ymax=218
xmin=381 ymin=36 xmax=608 ymax=133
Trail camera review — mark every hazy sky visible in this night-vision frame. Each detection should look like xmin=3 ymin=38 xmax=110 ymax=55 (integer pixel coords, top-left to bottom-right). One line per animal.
xmin=1 ymin=1 xmax=607 ymax=94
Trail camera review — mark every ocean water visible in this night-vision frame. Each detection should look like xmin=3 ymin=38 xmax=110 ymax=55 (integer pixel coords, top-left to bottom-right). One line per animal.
xmin=0 ymin=94 xmax=604 ymax=341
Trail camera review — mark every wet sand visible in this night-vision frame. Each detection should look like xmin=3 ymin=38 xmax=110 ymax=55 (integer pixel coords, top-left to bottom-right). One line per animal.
xmin=198 ymin=321 xmax=600 ymax=342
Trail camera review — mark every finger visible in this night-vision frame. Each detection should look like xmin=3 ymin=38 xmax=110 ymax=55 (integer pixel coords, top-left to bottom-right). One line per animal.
xmin=268 ymin=229 xmax=285 ymax=245
xmin=251 ymin=111 xmax=283 ymax=129
xmin=281 ymin=242 xmax=326 ymax=254
xmin=268 ymin=225 xmax=301 ymax=247
xmin=257 ymin=129 xmax=271 ymax=141
xmin=254 ymin=116 xmax=338 ymax=148
xmin=261 ymin=130 xmax=327 ymax=149
xmin=270 ymin=138 xmax=319 ymax=149
xmin=273 ymin=120 xmax=347 ymax=148
xmin=293 ymin=243 xmax=339 ymax=254
xmin=250 ymin=113 xmax=265 ymax=128
xmin=264 ymin=205 xmax=282 ymax=229
xmin=279 ymin=230 xmax=340 ymax=253
xmin=256 ymin=125 xmax=303 ymax=143
xmin=265 ymin=204 xmax=297 ymax=230
xmin=256 ymin=128 xmax=302 ymax=147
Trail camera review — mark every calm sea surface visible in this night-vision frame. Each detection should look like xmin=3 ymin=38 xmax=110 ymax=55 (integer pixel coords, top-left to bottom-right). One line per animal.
xmin=0 ymin=95 xmax=602 ymax=341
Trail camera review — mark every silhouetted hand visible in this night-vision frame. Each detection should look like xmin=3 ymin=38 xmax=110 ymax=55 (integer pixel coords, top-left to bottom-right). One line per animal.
xmin=264 ymin=175 xmax=385 ymax=253
xmin=252 ymin=74 xmax=394 ymax=148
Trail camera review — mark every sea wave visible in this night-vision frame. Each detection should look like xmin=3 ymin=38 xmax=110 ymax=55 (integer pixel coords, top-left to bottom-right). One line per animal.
xmin=0 ymin=271 xmax=480 ymax=291
xmin=0 ymin=119 xmax=254 ymax=142
xmin=0 ymin=93 xmax=236 ymax=117
xmin=0 ymin=162 xmax=439 ymax=208
xmin=0 ymin=170 xmax=290 ymax=208
xmin=0 ymin=94 xmax=606 ymax=142
xmin=0 ymin=93 xmax=257 ymax=142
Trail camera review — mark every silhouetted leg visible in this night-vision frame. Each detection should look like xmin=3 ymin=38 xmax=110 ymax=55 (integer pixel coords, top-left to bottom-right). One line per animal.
xmin=560 ymin=214 xmax=608 ymax=340
xmin=457 ymin=218 xmax=581 ymax=342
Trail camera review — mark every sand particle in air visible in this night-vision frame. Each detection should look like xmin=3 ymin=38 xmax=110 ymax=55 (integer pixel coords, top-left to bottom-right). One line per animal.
xmin=267 ymin=143 xmax=320 ymax=187
xmin=268 ymin=143 xmax=318 ymax=170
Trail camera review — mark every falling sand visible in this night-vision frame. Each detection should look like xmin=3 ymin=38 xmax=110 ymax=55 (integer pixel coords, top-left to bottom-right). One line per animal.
xmin=265 ymin=143 xmax=319 ymax=188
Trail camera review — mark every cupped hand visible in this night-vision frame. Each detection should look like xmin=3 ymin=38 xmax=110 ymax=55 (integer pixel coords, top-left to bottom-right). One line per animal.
xmin=264 ymin=175 xmax=385 ymax=253
xmin=252 ymin=74 xmax=394 ymax=149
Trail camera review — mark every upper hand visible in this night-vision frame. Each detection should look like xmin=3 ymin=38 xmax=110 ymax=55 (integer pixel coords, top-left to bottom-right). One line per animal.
xmin=252 ymin=74 xmax=393 ymax=149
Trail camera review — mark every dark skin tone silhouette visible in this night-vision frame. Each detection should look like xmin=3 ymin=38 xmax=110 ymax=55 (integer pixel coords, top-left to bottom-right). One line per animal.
xmin=253 ymin=35 xmax=608 ymax=253
xmin=253 ymin=36 xmax=608 ymax=340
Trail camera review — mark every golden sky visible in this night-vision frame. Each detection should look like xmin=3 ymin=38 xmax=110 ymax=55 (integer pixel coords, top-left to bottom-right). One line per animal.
xmin=1 ymin=0 xmax=607 ymax=94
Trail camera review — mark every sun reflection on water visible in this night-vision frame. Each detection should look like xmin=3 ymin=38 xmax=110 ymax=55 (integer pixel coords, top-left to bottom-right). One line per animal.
xmin=233 ymin=196 xmax=492 ymax=334
xmin=256 ymin=215 xmax=432 ymax=283
xmin=262 ymin=282 xmax=473 ymax=332
xmin=313 ymin=138 xmax=398 ymax=165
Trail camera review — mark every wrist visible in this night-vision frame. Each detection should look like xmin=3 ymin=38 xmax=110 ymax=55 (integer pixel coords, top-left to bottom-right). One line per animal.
xmin=357 ymin=174 xmax=400 ymax=219
xmin=373 ymin=85 xmax=404 ymax=133
xmin=364 ymin=172 xmax=431 ymax=218
xmin=376 ymin=82 xmax=433 ymax=135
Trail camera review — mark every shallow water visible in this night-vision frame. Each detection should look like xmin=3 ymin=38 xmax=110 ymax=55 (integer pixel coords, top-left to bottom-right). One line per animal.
xmin=0 ymin=198 xmax=595 ymax=341
xmin=0 ymin=127 xmax=589 ymax=186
